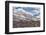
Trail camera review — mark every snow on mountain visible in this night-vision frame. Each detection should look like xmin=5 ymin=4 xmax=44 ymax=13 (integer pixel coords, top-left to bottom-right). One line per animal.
xmin=13 ymin=7 xmax=40 ymax=21
xmin=13 ymin=8 xmax=32 ymax=21
xmin=23 ymin=7 xmax=40 ymax=16
xmin=13 ymin=8 xmax=33 ymax=16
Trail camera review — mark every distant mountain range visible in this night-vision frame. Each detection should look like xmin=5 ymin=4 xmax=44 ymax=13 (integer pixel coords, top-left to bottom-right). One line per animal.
xmin=13 ymin=7 xmax=40 ymax=21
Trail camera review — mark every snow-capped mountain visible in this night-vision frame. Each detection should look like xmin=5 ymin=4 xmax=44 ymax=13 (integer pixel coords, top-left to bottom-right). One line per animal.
xmin=23 ymin=7 xmax=40 ymax=16
xmin=13 ymin=8 xmax=32 ymax=21
xmin=13 ymin=7 xmax=40 ymax=21
xmin=13 ymin=8 xmax=33 ymax=16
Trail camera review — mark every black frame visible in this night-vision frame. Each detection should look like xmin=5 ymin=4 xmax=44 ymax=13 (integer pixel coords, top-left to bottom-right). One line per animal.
xmin=5 ymin=1 xmax=45 ymax=34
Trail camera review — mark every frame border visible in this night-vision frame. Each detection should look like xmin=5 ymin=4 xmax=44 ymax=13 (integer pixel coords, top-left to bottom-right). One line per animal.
xmin=5 ymin=1 xmax=45 ymax=34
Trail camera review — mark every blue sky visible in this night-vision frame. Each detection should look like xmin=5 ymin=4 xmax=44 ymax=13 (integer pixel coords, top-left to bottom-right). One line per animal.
xmin=14 ymin=7 xmax=40 ymax=16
